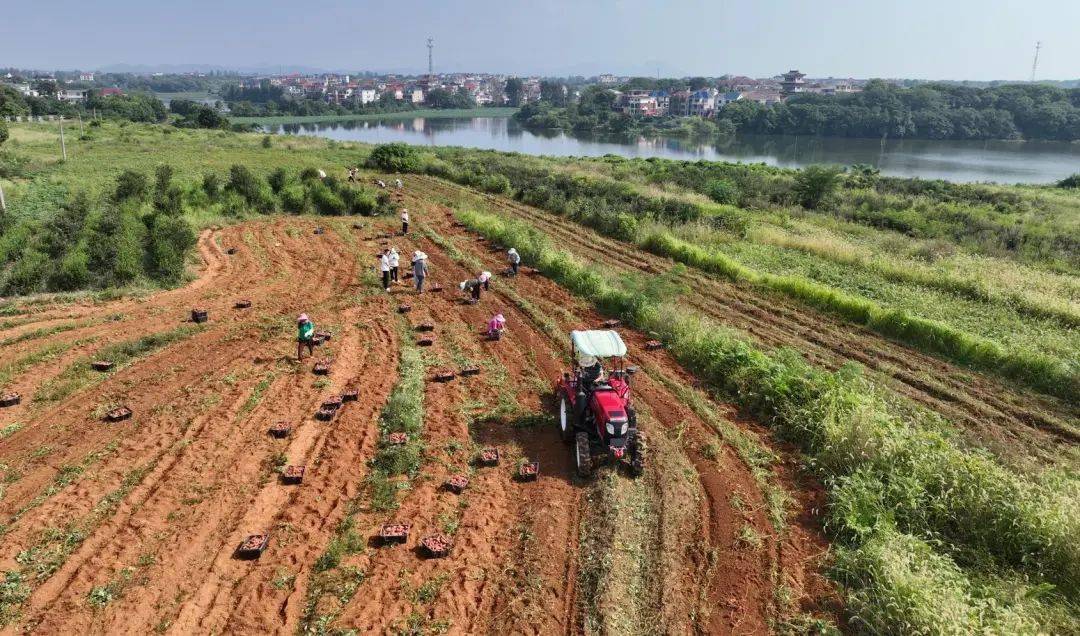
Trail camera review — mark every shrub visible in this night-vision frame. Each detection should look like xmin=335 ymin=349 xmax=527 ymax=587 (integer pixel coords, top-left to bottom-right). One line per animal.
xmin=705 ymin=179 xmax=739 ymax=205
xmin=307 ymin=182 xmax=346 ymax=215
xmin=0 ymin=119 xmax=7 ymax=146
xmin=793 ymin=165 xmax=843 ymax=209
xmin=226 ymin=164 xmax=274 ymax=213
xmin=367 ymin=143 xmax=423 ymax=173
xmin=279 ymin=184 xmax=306 ymax=213
xmin=1057 ymin=173 xmax=1080 ymax=188
xmin=145 ymin=214 xmax=196 ymax=283
xmin=267 ymin=167 xmax=288 ymax=194
xmin=114 ymin=170 xmax=148 ymax=202
xmin=201 ymin=173 xmax=222 ymax=201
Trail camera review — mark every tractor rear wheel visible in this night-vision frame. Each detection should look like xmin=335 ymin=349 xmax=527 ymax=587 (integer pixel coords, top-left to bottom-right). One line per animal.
xmin=558 ymin=393 xmax=574 ymax=443
xmin=575 ymin=432 xmax=592 ymax=478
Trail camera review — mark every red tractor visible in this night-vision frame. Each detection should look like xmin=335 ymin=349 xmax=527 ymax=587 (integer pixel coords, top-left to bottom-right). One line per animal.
xmin=555 ymin=330 xmax=644 ymax=478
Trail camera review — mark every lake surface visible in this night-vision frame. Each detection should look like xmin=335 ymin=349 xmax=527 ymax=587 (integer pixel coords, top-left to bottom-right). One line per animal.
xmin=265 ymin=116 xmax=1080 ymax=184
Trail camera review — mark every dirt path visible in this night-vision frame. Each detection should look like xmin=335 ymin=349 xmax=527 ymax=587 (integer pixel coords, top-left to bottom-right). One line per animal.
xmin=405 ymin=175 xmax=1080 ymax=468
xmin=0 ymin=208 xmax=829 ymax=634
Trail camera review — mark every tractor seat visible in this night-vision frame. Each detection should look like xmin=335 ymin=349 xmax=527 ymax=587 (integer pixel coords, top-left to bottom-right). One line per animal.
xmin=593 ymin=382 xmax=614 ymax=391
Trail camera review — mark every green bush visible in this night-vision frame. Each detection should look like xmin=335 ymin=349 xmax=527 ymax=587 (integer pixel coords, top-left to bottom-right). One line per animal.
xmin=705 ymin=179 xmax=739 ymax=205
xmin=279 ymin=184 xmax=306 ymax=213
xmin=1057 ymin=173 xmax=1080 ymax=189
xmin=114 ymin=170 xmax=148 ymax=202
xmin=307 ymin=182 xmax=346 ymax=215
xmin=794 ymin=164 xmax=844 ymax=209
xmin=145 ymin=214 xmax=196 ymax=283
xmin=367 ymin=143 xmax=423 ymax=173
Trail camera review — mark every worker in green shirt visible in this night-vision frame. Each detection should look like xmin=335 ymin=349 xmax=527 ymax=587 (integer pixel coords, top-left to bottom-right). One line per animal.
xmin=297 ymin=313 xmax=315 ymax=361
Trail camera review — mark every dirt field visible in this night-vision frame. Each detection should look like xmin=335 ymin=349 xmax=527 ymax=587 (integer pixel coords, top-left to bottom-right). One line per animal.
xmin=0 ymin=208 xmax=835 ymax=633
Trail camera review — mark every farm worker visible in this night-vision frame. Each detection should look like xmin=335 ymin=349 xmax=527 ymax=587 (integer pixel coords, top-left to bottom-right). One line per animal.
xmin=395 ymin=178 xmax=403 ymax=188
xmin=411 ymin=251 xmax=429 ymax=293
xmin=478 ymin=271 xmax=492 ymax=291
xmin=507 ymin=248 xmax=520 ymax=276
xmin=377 ymin=179 xmax=387 ymax=188
xmin=487 ymin=312 xmax=506 ymax=338
xmin=379 ymin=248 xmax=392 ymax=292
xmin=389 ymin=248 xmax=400 ymax=283
xmin=579 ymin=354 xmax=604 ymax=388
xmin=296 ymin=314 xmax=315 ymax=361
xmin=347 ymin=167 xmax=357 ymax=182
xmin=317 ymin=169 xmax=327 ymax=179
xmin=459 ymin=278 xmax=482 ymax=302
xmin=401 ymin=208 xmax=410 ymax=235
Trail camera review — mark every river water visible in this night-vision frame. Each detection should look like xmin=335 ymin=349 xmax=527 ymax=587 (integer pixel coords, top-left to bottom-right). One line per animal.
xmin=265 ymin=115 xmax=1080 ymax=184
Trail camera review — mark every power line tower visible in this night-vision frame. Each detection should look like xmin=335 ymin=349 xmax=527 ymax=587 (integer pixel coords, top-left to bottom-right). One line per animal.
xmin=427 ymin=37 xmax=434 ymax=79
xmin=1030 ymin=41 xmax=1042 ymax=82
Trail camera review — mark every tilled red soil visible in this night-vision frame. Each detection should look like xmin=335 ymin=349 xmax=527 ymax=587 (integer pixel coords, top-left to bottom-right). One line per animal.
xmin=405 ymin=175 xmax=1080 ymax=468
xmin=0 ymin=209 xmax=833 ymax=634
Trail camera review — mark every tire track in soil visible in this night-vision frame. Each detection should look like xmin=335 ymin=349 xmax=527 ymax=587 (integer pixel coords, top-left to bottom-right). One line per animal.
xmin=405 ymin=217 xmax=809 ymax=634
xmin=312 ymin=229 xmax=582 ymax=635
xmin=406 ymin=176 xmax=1079 ymax=465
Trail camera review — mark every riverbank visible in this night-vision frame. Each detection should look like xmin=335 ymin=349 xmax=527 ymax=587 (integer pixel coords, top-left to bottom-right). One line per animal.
xmin=233 ymin=107 xmax=518 ymax=127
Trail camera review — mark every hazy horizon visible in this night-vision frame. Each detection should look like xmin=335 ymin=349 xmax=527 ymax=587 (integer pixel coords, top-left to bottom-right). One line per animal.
xmin=2 ymin=0 xmax=1078 ymax=81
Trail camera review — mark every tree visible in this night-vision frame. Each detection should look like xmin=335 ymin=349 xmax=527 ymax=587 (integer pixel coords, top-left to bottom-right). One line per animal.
xmin=505 ymin=77 xmax=525 ymax=107
xmin=539 ymin=81 xmax=568 ymax=107
xmin=793 ymin=165 xmax=843 ymax=209
xmin=0 ymin=119 xmax=7 ymax=146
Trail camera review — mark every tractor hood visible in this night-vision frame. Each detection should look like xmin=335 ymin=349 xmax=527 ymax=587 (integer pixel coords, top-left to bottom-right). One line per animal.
xmin=571 ymin=330 xmax=627 ymax=360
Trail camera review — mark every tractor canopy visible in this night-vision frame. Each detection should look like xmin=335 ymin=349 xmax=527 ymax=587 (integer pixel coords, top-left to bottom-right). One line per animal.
xmin=571 ymin=330 xmax=627 ymax=360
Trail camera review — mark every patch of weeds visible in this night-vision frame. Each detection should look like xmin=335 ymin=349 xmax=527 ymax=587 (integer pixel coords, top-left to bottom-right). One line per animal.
xmin=412 ymin=572 xmax=450 ymax=604
xmin=271 ymin=567 xmax=296 ymax=591
xmin=0 ymin=423 xmax=22 ymax=439
xmin=737 ymin=525 xmax=764 ymax=551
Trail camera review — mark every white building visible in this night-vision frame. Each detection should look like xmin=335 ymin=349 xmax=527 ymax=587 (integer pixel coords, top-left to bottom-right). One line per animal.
xmin=57 ymin=89 xmax=88 ymax=102
xmin=79 ymin=72 xmax=95 ymax=82
xmin=358 ymin=88 xmax=377 ymax=104
xmin=409 ymin=88 xmax=424 ymax=104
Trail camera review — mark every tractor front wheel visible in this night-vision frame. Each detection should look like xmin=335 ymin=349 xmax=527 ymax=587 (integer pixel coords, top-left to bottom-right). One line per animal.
xmin=628 ymin=431 xmax=645 ymax=477
xmin=575 ymin=432 xmax=592 ymax=478
xmin=558 ymin=393 xmax=574 ymax=443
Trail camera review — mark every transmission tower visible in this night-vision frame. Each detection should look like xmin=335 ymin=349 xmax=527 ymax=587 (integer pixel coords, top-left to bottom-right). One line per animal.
xmin=1030 ymin=41 xmax=1041 ymax=82
xmin=427 ymin=37 xmax=434 ymax=79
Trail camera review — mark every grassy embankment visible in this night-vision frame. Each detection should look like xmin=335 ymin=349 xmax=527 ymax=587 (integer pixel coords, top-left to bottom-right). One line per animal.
xmin=231 ymin=107 xmax=518 ymax=127
xmin=402 ymin=148 xmax=1079 ymax=403
xmin=454 ymin=206 xmax=1080 ymax=634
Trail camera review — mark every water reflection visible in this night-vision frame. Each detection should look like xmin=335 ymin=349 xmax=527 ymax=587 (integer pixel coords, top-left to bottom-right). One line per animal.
xmin=266 ymin=116 xmax=1080 ymax=184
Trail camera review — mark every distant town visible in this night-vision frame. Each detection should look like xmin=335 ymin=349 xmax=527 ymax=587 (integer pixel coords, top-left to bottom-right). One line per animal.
xmin=3 ymin=67 xmax=860 ymax=118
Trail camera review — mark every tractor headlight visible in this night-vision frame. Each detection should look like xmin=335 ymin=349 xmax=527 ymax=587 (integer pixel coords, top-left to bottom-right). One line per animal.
xmin=606 ymin=421 xmax=627 ymax=436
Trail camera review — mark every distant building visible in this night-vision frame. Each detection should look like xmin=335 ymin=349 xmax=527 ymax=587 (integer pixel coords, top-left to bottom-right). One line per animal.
xmin=741 ymin=91 xmax=783 ymax=106
xmin=97 ymin=87 xmax=123 ymax=97
xmin=715 ymin=91 xmax=743 ymax=109
xmin=409 ymin=88 xmax=424 ymax=104
xmin=357 ymin=88 xmax=377 ymax=104
xmin=598 ymin=74 xmax=618 ymax=84
xmin=780 ymin=70 xmax=806 ymax=97
xmin=79 ymin=72 xmax=95 ymax=82
xmin=686 ymin=88 xmax=719 ymax=117
xmin=57 ymin=88 xmax=88 ymax=102
xmin=617 ymin=89 xmax=664 ymax=117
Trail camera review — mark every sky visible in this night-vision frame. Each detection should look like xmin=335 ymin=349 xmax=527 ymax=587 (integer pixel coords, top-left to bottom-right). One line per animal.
xmin=2 ymin=0 xmax=1078 ymax=80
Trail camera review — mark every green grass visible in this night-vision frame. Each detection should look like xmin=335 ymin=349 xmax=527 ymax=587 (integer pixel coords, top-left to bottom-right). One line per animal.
xmin=233 ymin=107 xmax=518 ymax=127
xmin=455 ymin=206 xmax=1080 ymax=633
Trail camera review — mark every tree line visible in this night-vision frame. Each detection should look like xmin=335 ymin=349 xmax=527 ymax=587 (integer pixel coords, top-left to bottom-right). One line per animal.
xmin=719 ymin=80 xmax=1080 ymax=141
